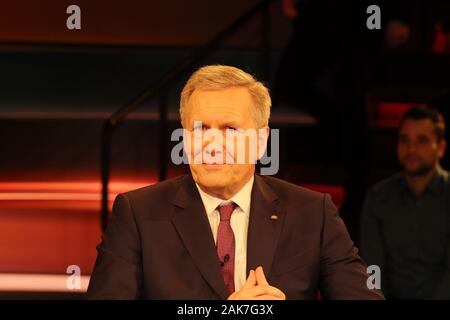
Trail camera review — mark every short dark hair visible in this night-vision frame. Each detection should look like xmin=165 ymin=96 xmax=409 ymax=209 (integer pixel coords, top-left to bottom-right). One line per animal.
xmin=399 ymin=105 xmax=446 ymax=141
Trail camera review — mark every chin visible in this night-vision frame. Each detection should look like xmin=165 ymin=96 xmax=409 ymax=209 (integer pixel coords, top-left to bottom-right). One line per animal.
xmin=205 ymin=173 xmax=229 ymax=182
xmin=404 ymin=165 xmax=434 ymax=177
xmin=197 ymin=179 xmax=230 ymax=194
xmin=403 ymin=164 xmax=419 ymax=172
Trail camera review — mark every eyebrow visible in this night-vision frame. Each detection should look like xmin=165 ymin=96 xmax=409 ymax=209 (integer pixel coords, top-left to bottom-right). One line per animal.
xmin=221 ymin=121 xmax=240 ymax=128
xmin=398 ymin=133 xmax=431 ymax=139
xmin=194 ymin=121 xmax=240 ymax=129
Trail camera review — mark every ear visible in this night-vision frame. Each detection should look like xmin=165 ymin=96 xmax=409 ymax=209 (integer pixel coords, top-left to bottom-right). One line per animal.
xmin=438 ymin=139 xmax=447 ymax=159
xmin=256 ymin=127 xmax=270 ymax=160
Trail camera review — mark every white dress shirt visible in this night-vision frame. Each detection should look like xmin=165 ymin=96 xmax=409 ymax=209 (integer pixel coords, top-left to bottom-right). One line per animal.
xmin=195 ymin=175 xmax=254 ymax=292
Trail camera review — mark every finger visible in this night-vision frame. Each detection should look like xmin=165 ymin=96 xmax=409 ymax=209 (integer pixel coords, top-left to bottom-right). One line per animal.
xmin=256 ymin=286 xmax=285 ymax=299
xmin=255 ymin=266 xmax=269 ymax=286
xmin=242 ymin=270 xmax=256 ymax=290
xmin=248 ymin=294 xmax=283 ymax=300
xmin=254 ymin=267 xmax=286 ymax=299
xmin=227 ymin=292 xmax=236 ymax=300
xmin=248 ymin=285 xmax=286 ymax=299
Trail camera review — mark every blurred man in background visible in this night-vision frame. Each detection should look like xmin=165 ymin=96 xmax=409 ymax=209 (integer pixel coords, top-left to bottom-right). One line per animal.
xmin=360 ymin=106 xmax=450 ymax=299
xmin=274 ymin=0 xmax=414 ymax=238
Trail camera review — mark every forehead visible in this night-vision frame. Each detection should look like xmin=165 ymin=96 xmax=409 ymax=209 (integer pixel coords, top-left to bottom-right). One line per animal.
xmin=186 ymin=87 xmax=253 ymax=122
xmin=399 ymin=119 xmax=436 ymax=136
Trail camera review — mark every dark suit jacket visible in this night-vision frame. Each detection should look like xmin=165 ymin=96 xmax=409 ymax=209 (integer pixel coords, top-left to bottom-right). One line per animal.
xmin=87 ymin=174 xmax=384 ymax=299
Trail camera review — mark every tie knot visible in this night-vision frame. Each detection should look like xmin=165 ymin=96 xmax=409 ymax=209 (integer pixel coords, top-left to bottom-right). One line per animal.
xmin=217 ymin=203 xmax=237 ymax=221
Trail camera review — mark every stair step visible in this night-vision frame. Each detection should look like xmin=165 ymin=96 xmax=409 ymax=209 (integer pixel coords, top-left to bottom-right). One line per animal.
xmin=0 ymin=180 xmax=154 ymax=274
xmin=368 ymin=102 xmax=416 ymax=128
xmin=301 ymin=184 xmax=345 ymax=209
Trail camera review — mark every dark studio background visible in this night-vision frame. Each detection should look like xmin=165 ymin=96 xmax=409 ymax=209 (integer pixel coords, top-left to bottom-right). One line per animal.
xmin=0 ymin=0 xmax=450 ymax=298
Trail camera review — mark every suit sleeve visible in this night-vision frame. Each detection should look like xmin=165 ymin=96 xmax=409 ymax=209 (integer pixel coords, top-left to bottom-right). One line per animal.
xmin=86 ymin=193 xmax=143 ymax=299
xmin=319 ymin=194 xmax=384 ymax=300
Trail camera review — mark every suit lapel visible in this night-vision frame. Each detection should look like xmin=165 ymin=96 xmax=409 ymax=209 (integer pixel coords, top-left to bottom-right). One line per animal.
xmin=171 ymin=175 xmax=228 ymax=299
xmin=246 ymin=175 xmax=286 ymax=279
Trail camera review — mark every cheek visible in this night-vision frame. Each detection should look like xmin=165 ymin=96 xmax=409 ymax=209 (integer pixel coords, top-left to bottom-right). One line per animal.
xmin=437 ymin=145 xmax=446 ymax=157
xmin=418 ymin=145 xmax=436 ymax=158
xmin=226 ymin=136 xmax=258 ymax=164
xmin=188 ymin=164 xmax=200 ymax=178
xmin=183 ymin=136 xmax=205 ymax=162
xmin=430 ymin=149 xmax=442 ymax=160
xmin=229 ymin=163 xmax=254 ymax=179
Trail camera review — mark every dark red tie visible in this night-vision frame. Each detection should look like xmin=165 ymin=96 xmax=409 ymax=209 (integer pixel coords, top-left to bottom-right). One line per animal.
xmin=216 ymin=203 xmax=237 ymax=295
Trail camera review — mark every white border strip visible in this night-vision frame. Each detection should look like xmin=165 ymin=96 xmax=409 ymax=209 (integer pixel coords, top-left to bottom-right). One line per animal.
xmin=0 ymin=193 xmax=112 ymax=201
xmin=0 ymin=273 xmax=90 ymax=292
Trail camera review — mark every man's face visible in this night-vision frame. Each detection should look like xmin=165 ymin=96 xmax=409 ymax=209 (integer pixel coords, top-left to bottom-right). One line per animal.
xmin=183 ymin=86 xmax=268 ymax=197
xmin=397 ymin=119 xmax=446 ymax=176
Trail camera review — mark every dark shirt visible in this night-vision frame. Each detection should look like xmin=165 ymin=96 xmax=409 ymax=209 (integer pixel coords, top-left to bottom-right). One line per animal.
xmin=360 ymin=167 xmax=450 ymax=299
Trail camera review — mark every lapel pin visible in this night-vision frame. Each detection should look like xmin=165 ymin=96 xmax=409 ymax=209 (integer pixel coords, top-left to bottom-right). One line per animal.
xmin=270 ymin=214 xmax=278 ymax=220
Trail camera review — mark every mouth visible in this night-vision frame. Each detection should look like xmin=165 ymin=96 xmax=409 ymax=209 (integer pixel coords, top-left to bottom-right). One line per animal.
xmin=404 ymin=156 xmax=421 ymax=163
xmin=201 ymin=153 xmax=226 ymax=166
xmin=201 ymin=163 xmax=227 ymax=170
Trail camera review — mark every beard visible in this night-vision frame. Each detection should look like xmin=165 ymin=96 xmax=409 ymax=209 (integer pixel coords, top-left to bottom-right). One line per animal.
xmin=402 ymin=161 xmax=435 ymax=177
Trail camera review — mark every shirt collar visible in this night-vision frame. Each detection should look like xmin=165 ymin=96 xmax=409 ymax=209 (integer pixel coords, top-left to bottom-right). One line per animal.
xmin=195 ymin=175 xmax=254 ymax=216
xmin=427 ymin=166 xmax=448 ymax=195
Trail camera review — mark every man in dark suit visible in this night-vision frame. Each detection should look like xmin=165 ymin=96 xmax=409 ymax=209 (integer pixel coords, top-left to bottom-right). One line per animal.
xmin=87 ymin=65 xmax=384 ymax=300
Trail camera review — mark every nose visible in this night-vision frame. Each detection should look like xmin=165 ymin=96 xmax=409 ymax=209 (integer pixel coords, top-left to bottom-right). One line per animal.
xmin=402 ymin=140 xmax=415 ymax=153
xmin=204 ymin=139 xmax=223 ymax=155
xmin=202 ymin=130 xmax=224 ymax=157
